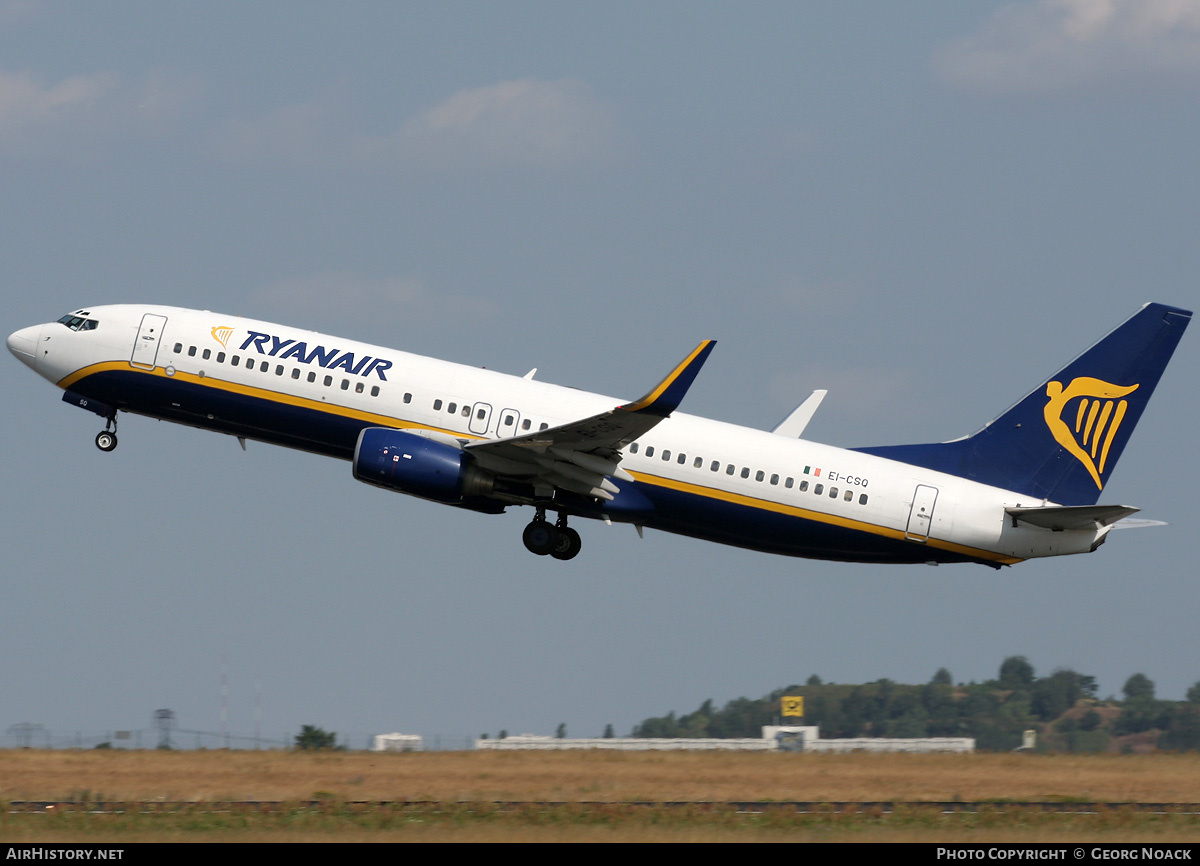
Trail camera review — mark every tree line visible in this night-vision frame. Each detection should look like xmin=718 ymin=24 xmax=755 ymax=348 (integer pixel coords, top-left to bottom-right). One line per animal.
xmin=630 ymin=657 xmax=1200 ymax=752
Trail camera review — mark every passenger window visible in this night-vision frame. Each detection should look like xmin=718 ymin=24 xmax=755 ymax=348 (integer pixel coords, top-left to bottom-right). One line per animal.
xmin=693 ymin=457 xmax=702 ymax=468
xmin=356 ymin=382 xmax=364 ymax=393
xmin=522 ymin=419 xmax=531 ymax=430
xmin=630 ymin=443 xmax=639 ymax=453
xmin=371 ymin=386 xmax=379 ymax=397
xmin=217 ymin=352 xmax=225 ymax=363
xmin=770 ymin=474 xmax=779 ymax=485
xmin=662 ymin=450 xmax=671 ymax=461
xmin=173 ymin=343 xmax=183 ymax=353
xmin=859 ymin=494 xmax=869 ymax=505
xmin=646 ymin=446 xmax=655 ymax=458
xmin=448 ymin=402 xmax=457 ymax=414
xmin=246 ymin=357 xmax=255 ymax=368
xmin=259 ymin=361 xmax=268 ymax=372
xmin=504 ymin=414 xmax=514 ymax=426
xmin=785 ymin=477 xmax=794 ymax=488
xmin=678 ymin=453 xmax=687 ymax=465
xmin=434 ymin=399 xmax=443 ymax=410
xmin=404 ymin=393 xmax=412 ymax=403
xmin=276 ymin=365 xmax=284 ymax=376
xmin=710 ymin=460 xmax=719 ymax=471
xmin=829 ymin=487 xmax=838 ymax=498
xmin=814 ymin=484 xmax=823 ymax=495
xmin=476 ymin=408 xmax=484 ymax=419
xmin=755 ymin=470 xmax=764 ymax=482
xmin=232 ymin=354 xmax=240 ymax=365
xmin=324 ymin=375 xmax=332 ymax=386
xmin=188 ymin=346 xmax=197 ymax=357
xmin=726 ymin=464 xmax=735 ymax=475
xmin=539 ymin=423 xmax=548 ymax=430
xmin=202 ymin=348 xmax=211 ymax=360
xmin=799 ymin=480 xmax=809 ymax=492
xmin=292 ymin=368 xmax=300 ymax=379
xmin=308 ymin=372 xmax=316 ymax=383
xmin=844 ymin=489 xmax=853 ymax=502
xmin=341 ymin=379 xmax=349 ymax=390
xmin=741 ymin=467 xmax=750 ymax=479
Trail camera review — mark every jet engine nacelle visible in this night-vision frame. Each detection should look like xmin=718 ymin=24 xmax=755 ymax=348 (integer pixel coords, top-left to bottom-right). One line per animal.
xmin=353 ymin=427 xmax=495 ymax=504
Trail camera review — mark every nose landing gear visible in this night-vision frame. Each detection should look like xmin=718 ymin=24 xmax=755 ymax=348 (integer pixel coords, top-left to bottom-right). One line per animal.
xmin=95 ymin=414 xmax=118 ymax=452
xmin=522 ymin=508 xmax=583 ymax=560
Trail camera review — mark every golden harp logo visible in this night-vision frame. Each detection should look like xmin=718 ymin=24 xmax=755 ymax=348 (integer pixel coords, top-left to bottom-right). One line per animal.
xmin=1043 ymin=377 xmax=1139 ymax=490
xmin=211 ymin=326 xmax=234 ymax=348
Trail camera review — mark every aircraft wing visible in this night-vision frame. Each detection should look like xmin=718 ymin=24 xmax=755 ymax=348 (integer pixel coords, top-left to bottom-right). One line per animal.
xmin=465 ymin=340 xmax=716 ymax=500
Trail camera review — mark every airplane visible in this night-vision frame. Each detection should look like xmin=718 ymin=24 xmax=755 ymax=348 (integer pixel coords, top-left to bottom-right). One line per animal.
xmin=7 ymin=301 xmax=1190 ymax=567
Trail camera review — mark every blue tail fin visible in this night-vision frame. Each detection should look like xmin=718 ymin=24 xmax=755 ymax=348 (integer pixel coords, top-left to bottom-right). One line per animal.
xmin=854 ymin=303 xmax=1191 ymax=505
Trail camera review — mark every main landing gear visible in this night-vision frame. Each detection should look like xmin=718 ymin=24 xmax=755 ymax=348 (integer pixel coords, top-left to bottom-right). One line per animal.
xmin=522 ymin=509 xmax=582 ymax=561
xmin=95 ymin=414 xmax=118 ymax=452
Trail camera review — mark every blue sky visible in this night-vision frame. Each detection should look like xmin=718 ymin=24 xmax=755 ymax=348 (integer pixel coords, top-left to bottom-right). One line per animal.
xmin=3 ymin=1 xmax=1198 ymax=747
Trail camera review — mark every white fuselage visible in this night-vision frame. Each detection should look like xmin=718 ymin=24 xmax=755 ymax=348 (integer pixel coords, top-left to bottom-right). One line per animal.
xmin=9 ymin=304 xmax=1113 ymax=566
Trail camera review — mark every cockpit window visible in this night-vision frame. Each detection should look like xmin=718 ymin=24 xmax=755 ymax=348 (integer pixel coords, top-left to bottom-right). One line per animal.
xmin=57 ymin=313 xmax=99 ymax=332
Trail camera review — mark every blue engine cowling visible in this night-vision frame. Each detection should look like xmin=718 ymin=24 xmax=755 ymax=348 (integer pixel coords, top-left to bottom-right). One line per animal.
xmin=353 ymin=427 xmax=496 ymax=504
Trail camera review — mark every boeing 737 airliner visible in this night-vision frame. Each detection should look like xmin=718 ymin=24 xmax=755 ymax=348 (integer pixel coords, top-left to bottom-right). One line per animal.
xmin=7 ymin=302 xmax=1190 ymax=566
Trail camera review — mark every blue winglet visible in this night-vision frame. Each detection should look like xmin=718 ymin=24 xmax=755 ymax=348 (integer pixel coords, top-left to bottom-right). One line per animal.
xmin=620 ymin=340 xmax=716 ymax=417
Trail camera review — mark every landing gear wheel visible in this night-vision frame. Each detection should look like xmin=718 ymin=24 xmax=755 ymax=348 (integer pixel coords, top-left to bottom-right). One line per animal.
xmin=95 ymin=431 xmax=118 ymax=452
xmin=550 ymin=526 xmax=582 ymax=561
xmin=522 ymin=520 xmax=557 ymax=556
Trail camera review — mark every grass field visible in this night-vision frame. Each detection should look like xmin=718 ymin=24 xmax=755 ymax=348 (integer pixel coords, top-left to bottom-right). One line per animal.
xmin=2 ymin=749 xmax=1199 ymax=842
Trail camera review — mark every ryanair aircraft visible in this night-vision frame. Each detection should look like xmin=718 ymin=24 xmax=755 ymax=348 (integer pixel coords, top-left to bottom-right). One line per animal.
xmin=7 ymin=302 xmax=1190 ymax=566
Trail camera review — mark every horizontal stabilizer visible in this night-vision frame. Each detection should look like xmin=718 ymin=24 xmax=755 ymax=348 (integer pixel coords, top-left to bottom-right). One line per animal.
xmin=1110 ymin=517 xmax=1169 ymax=530
xmin=771 ymin=389 xmax=827 ymax=438
xmin=1006 ymin=504 xmax=1139 ymax=531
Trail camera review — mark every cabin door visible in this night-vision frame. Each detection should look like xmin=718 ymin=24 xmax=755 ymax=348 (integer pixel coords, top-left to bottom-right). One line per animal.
xmin=130 ymin=313 xmax=167 ymax=370
xmin=905 ymin=484 xmax=939 ymax=542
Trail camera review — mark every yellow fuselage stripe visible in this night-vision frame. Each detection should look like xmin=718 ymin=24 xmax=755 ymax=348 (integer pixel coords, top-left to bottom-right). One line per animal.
xmin=629 ymin=471 xmax=1023 ymax=565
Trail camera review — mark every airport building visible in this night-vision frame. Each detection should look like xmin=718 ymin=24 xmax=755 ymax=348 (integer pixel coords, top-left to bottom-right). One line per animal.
xmin=474 ymin=726 xmax=974 ymax=753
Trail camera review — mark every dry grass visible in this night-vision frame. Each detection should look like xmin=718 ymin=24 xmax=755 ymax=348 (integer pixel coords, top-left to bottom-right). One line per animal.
xmin=2 ymin=748 xmax=1199 ymax=803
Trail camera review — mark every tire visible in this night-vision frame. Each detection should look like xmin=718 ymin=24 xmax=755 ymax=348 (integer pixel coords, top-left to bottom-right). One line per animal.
xmin=95 ymin=431 xmax=117 ymax=452
xmin=550 ymin=526 xmax=582 ymax=561
xmin=522 ymin=521 xmax=557 ymax=556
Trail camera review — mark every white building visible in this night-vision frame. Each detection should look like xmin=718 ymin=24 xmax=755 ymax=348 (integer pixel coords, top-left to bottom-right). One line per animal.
xmin=372 ymin=732 xmax=423 ymax=751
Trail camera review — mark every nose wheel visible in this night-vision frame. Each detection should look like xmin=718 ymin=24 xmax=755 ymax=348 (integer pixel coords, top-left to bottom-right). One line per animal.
xmin=95 ymin=415 xmax=118 ymax=452
xmin=522 ymin=510 xmax=582 ymax=560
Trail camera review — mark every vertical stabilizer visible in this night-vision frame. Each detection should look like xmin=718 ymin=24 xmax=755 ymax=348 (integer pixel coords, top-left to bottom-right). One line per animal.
xmin=854 ymin=303 xmax=1191 ymax=505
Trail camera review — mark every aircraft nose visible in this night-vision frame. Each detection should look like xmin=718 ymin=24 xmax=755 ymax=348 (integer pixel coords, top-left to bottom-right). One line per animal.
xmin=7 ymin=325 xmax=40 ymax=370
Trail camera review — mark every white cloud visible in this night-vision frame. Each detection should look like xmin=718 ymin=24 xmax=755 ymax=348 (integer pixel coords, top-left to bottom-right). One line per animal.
xmin=212 ymin=78 xmax=623 ymax=171
xmin=249 ymin=271 xmax=496 ymax=328
xmin=384 ymin=78 xmax=622 ymax=168
xmin=0 ymin=67 xmax=201 ymax=154
xmin=0 ymin=69 xmax=118 ymax=133
xmin=935 ymin=0 xmax=1200 ymax=93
